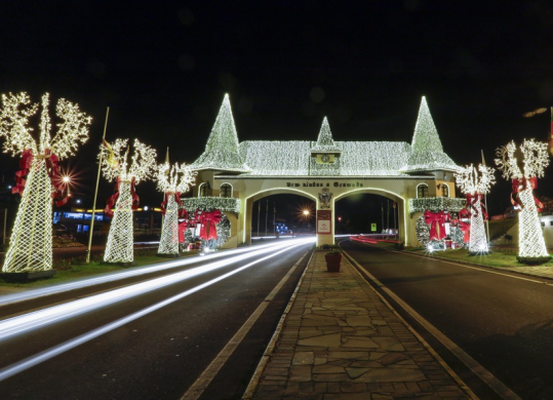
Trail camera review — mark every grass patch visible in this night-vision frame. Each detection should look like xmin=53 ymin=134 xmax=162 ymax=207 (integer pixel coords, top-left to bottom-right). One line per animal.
xmin=409 ymin=247 xmax=553 ymax=268
xmin=0 ymin=249 xmax=197 ymax=289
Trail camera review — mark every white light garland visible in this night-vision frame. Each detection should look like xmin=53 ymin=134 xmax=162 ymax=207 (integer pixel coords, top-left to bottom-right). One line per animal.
xmin=455 ymin=164 xmax=495 ymax=253
xmin=409 ymin=197 xmax=466 ymax=214
xmin=495 ymin=139 xmax=550 ymax=261
xmin=156 ymin=161 xmax=197 ymax=255
xmin=101 ymin=139 xmax=157 ymax=263
xmin=402 ymin=96 xmax=458 ymax=173
xmin=180 ymin=197 xmax=240 ymax=214
xmin=0 ymin=92 xmax=91 ymax=273
xmin=191 ymin=94 xmax=250 ymax=172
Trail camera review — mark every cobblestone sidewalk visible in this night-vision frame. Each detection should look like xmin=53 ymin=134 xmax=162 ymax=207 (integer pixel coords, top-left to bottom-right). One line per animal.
xmin=246 ymin=251 xmax=472 ymax=399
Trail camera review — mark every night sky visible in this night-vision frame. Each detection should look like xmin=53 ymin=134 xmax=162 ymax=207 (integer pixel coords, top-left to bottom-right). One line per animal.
xmin=2 ymin=1 xmax=553 ymax=222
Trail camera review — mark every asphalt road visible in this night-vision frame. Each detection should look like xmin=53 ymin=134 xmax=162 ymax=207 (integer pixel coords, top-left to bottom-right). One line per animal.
xmin=0 ymin=239 xmax=313 ymax=400
xmin=342 ymin=240 xmax=553 ymax=400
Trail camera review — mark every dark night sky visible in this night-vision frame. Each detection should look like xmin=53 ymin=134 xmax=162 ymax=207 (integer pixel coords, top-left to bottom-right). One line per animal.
xmin=1 ymin=0 xmax=553 ymax=217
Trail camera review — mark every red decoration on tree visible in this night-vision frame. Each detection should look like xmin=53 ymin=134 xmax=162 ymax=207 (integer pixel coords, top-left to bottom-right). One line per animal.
xmin=511 ymin=177 xmax=543 ymax=212
xmin=197 ymin=209 xmax=222 ymax=241
xmin=466 ymin=192 xmax=488 ymax=221
xmin=104 ymin=178 xmax=120 ymax=218
xmin=12 ymin=148 xmax=33 ymax=196
xmin=44 ymin=148 xmax=69 ymax=207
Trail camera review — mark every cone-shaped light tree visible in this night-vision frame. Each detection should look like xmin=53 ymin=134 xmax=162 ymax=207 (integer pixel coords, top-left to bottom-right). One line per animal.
xmin=0 ymin=92 xmax=91 ymax=273
xmin=101 ymin=138 xmax=157 ymax=263
xmin=495 ymin=139 xmax=550 ymax=263
xmin=156 ymin=159 xmax=197 ymax=255
xmin=455 ymin=164 xmax=495 ymax=253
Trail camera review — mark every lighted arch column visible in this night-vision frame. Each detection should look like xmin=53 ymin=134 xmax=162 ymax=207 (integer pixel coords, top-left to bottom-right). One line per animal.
xmin=104 ymin=180 xmax=134 ymax=263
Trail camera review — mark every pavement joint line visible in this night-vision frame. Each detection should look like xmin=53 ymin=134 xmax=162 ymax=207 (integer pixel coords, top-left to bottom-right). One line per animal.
xmin=343 ymin=250 xmax=522 ymax=400
xmin=181 ymin=250 xmax=309 ymax=400
xmin=242 ymin=250 xmax=313 ymax=400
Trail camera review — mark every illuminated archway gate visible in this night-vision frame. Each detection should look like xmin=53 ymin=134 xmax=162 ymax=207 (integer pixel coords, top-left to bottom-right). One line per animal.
xmin=188 ymin=95 xmax=462 ymax=248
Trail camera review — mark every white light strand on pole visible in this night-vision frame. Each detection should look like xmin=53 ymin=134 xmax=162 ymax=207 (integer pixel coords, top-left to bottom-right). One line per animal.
xmin=495 ymin=139 xmax=550 ymax=262
xmin=101 ymin=138 xmax=157 ymax=263
xmin=0 ymin=92 xmax=91 ymax=273
xmin=455 ymin=164 xmax=495 ymax=253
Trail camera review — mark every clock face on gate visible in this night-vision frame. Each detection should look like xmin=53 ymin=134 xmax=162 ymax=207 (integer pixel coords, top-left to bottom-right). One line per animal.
xmin=321 ymin=154 xmax=330 ymax=163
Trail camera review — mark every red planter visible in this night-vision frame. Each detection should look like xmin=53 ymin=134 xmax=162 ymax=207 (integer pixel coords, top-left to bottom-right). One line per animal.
xmin=325 ymin=253 xmax=342 ymax=272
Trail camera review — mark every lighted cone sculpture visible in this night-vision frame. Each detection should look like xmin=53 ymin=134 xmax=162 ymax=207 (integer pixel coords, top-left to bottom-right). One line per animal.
xmin=101 ymin=138 xmax=157 ymax=264
xmin=0 ymin=92 xmax=91 ymax=278
xmin=156 ymin=160 xmax=196 ymax=256
xmin=455 ymin=164 xmax=495 ymax=254
xmin=495 ymin=139 xmax=550 ymax=264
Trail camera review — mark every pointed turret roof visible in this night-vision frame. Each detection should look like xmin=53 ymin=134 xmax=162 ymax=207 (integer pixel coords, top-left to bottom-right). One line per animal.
xmin=401 ymin=96 xmax=458 ymax=173
xmin=191 ymin=94 xmax=250 ymax=172
xmin=311 ymin=117 xmax=340 ymax=153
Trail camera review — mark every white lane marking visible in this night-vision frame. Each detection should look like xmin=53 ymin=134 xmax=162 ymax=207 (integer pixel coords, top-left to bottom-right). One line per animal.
xmin=344 ymin=251 xmax=521 ymax=400
xmin=181 ymin=251 xmax=309 ymax=400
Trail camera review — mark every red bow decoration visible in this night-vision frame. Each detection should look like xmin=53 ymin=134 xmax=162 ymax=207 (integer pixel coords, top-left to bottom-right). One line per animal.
xmin=466 ymin=192 xmax=488 ymax=221
xmin=104 ymin=178 xmax=120 ymax=218
xmin=424 ymin=210 xmax=447 ymax=241
xmin=12 ymin=148 xmax=34 ymax=196
xmin=197 ymin=209 xmax=222 ymax=241
xmin=129 ymin=177 xmax=139 ymax=211
xmin=458 ymin=208 xmax=471 ymax=243
xmin=104 ymin=177 xmax=140 ymax=218
xmin=44 ymin=149 xmax=69 ymax=207
xmin=511 ymin=177 xmax=543 ymax=212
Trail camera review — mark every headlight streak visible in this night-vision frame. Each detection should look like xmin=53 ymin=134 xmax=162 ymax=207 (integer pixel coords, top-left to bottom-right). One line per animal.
xmin=0 ymin=239 xmax=312 ymax=382
xmin=0 ymin=240 xmax=299 ymax=306
xmin=0 ymin=238 xmax=314 ymax=341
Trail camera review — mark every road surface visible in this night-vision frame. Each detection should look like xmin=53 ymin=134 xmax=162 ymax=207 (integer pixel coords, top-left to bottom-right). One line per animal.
xmin=0 ymin=238 xmax=313 ymax=399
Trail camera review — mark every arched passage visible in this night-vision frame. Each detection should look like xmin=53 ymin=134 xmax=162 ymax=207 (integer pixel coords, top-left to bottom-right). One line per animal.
xmin=242 ymin=188 xmax=318 ymax=244
xmin=334 ymin=188 xmax=407 ymax=244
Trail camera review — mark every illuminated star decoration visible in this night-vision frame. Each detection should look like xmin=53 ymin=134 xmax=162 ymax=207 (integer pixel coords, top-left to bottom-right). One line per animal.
xmin=455 ymin=164 xmax=495 ymax=254
xmin=156 ymin=160 xmax=197 ymax=255
xmin=101 ymin=138 xmax=157 ymax=263
xmin=495 ymin=139 xmax=550 ymax=263
xmin=0 ymin=92 xmax=91 ymax=273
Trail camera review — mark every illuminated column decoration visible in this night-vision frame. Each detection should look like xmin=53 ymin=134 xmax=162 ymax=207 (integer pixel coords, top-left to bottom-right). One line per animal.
xmin=156 ymin=161 xmax=197 ymax=255
xmin=0 ymin=92 xmax=91 ymax=273
xmin=495 ymin=139 xmax=550 ymax=262
xmin=455 ymin=164 xmax=495 ymax=253
xmin=104 ymin=180 xmax=134 ymax=263
xmin=101 ymin=139 xmax=157 ymax=263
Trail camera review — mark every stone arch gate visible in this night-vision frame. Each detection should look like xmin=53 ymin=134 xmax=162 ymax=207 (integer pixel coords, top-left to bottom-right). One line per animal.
xmin=238 ymin=181 xmax=407 ymax=247
xmin=185 ymin=94 xmax=462 ymax=249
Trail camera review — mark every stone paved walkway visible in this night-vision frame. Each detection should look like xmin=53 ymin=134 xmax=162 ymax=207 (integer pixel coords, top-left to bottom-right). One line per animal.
xmin=246 ymin=251 xmax=471 ymax=399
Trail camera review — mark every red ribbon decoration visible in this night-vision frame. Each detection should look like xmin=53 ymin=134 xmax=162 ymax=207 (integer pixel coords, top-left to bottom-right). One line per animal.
xmin=196 ymin=209 xmax=222 ymax=241
xmin=104 ymin=177 xmax=140 ymax=218
xmin=12 ymin=149 xmax=34 ymax=196
xmin=44 ymin=149 xmax=69 ymax=207
xmin=458 ymin=208 xmax=471 ymax=243
xmin=104 ymin=178 xmax=120 ymax=218
xmin=424 ymin=210 xmax=447 ymax=241
xmin=466 ymin=192 xmax=488 ymax=221
xmin=130 ymin=177 xmax=139 ymax=211
xmin=161 ymin=192 xmax=184 ymax=216
xmin=511 ymin=177 xmax=544 ymax=212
